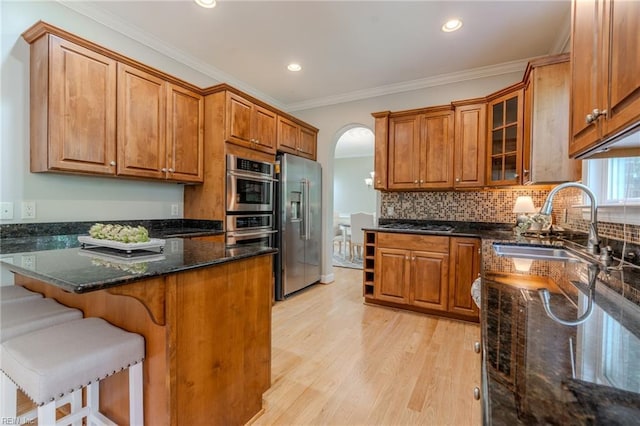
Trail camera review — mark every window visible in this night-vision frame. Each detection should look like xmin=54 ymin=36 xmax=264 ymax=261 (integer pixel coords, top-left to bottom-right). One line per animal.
xmin=584 ymin=157 xmax=640 ymax=225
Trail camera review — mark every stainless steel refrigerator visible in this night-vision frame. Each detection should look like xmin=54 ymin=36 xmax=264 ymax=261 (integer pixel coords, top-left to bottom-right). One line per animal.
xmin=274 ymin=153 xmax=322 ymax=300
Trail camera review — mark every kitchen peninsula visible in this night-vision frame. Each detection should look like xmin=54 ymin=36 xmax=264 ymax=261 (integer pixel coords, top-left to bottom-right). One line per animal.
xmin=0 ymin=223 xmax=276 ymax=426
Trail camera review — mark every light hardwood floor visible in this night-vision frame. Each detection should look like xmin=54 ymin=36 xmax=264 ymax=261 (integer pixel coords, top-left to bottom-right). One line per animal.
xmin=253 ymin=267 xmax=482 ymax=426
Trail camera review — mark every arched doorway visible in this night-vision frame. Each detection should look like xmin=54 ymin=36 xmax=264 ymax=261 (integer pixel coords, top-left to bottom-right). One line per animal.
xmin=332 ymin=125 xmax=376 ymax=268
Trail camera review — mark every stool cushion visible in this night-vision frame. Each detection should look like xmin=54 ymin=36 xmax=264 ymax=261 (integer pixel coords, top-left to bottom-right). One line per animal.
xmin=0 ymin=286 xmax=43 ymax=304
xmin=0 ymin=298 xmax=83 ymax=342
xmin=1 ymin=317 xmax=145 ymax=405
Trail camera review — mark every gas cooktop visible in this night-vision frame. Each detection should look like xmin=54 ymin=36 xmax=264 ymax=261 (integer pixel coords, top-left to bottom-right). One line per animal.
xmin=378 ymin=223 xmax=455 ymax=233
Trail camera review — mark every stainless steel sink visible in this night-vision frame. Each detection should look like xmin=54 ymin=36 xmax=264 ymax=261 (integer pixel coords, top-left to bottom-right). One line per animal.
xmin=493 ymin=244 xmax=584 ymax=262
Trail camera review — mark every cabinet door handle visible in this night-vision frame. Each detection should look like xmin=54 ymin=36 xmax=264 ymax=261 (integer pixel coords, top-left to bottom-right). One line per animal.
xmin=168 ymin=168 xmax=174 ymax=173
xmin=513 ymin=173 xmax=519 ymax=178
xmin=412 ymin=256 xmax=416 ymax=261
xmin=255 ymin=139 xmax=260 ymax=145
xmin=455 ymin=178 xmax=460 ymax=182
xmin=109 ymin=161 xmax=116 ymax=166
xmin=474 ymin=342 xmax=481 ymax=353
xmin=474 ymin=387 xmax=480 ymax=400
xmin=161 ymin=168 xmax=168 ymax=172
xmin=419 ymin=179 xmax=424 ymax=184
xmin=414 ymin=180 xmax=418 ymax=184
xmin=523 ymin=169 xmax=529 ymax=175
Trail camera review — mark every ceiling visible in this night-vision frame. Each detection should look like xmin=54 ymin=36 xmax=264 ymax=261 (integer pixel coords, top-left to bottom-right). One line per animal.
xmin=60 ymin=0 xmax=572 ymax=112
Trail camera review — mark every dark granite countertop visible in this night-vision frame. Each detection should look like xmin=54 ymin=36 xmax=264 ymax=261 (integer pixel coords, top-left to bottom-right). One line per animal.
xmin=365 ymin=220 xmax=640 ymax=424
xmin=0 ymin=219 xmax=224 ymax=255
xmin=0 ymin=238 xmax=275 ymax=293
xmin=0 ymin=219 xmax=278 ymax=294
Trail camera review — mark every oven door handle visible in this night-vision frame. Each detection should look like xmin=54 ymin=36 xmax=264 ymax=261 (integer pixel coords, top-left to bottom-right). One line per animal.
xmin=227 ymin=230 xmax=278 ymax=238
xmin=227 ymin=170 xmax=277 ymax=182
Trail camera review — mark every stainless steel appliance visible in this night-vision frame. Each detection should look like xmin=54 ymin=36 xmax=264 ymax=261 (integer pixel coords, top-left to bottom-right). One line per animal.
xmin=274 ymin=153 xmax=322 ymax=300
xmin=226 ymin=154 xmax=275 ymax=213
xmin=226 ymin=213 xmax=277 ymax=247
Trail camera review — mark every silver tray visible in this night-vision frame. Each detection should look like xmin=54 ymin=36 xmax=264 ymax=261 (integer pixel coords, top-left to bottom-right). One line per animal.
xmin=78 ymin=236 xmax=165 ymax=253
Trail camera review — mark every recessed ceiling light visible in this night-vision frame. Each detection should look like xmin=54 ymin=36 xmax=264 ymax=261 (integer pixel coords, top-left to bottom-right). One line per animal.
xmin=194 ymin=0 xmax=216 ymax=9
xmin=287 ymin=63 xmax=302 ymax=72
xmin=442 ymin=18 xmax=463 ymax=32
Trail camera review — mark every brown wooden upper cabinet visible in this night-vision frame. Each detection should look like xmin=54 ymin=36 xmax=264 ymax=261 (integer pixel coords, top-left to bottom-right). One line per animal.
xmin=276 ymin=115 xmax=318 ymax=160
xmin=569 ymin=0 xmax=640 ymax=158
xmin=117 ymin=65 xmax=204 ymax=183
xmin=385 ymin=106 xmax=454 ymax=190
xmin=30 ymin=35 xmax=118 ymax=176
xmin=225 ymin=91 xmax=277 ymax=154
xmin=24 ymin=24 xmax=204 ymax=183
xmin=453 ymin=100 xmax=486 ymax=189
xmin=522 ymin=54 xmax=581 ymax=184
xmin=486 ymin=85 xmax=524 ymax=186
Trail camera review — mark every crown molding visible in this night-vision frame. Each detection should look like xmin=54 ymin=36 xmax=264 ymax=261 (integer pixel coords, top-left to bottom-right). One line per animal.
xmin=56 ymin=0 xmax=286 ymax=110
xmin=55 ymin=1 xmax=548 ymax=114
xmin=285 ymin=59 xmax=529 ymax=112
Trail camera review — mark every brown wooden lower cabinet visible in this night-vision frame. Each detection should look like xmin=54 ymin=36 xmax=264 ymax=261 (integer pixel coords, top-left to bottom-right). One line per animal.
xmin=367 ymin=231 xmax=479 ymax=322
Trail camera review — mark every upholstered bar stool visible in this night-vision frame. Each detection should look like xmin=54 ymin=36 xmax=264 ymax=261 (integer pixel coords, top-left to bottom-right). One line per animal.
xmin=0 ymin=297 xmax=84 ymax=421
xmin=0 ymin=286 xmax=43 ymax=303
xmin=1 ymin=317 xmax=145 ymax=426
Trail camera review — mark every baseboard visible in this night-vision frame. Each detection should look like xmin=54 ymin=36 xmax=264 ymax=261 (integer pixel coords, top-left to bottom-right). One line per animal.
xmin=320 ymin=273 xmax=335 ymax=283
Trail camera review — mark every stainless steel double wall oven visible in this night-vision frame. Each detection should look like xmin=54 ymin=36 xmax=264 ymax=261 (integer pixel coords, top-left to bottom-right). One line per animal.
xmin=225 ymin=154 xmax=277 ymax=247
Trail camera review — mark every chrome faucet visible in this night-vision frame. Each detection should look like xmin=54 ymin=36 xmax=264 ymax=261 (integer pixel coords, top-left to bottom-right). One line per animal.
xmin=540 ymin=182 xmax=600 ymax=255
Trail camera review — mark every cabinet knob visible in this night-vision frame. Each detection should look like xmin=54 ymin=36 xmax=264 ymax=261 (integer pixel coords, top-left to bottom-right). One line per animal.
xmin=474 ymin=342 xmax=481 ymax=353
xmin=523 ymin=169 xmax=529 ymax=175
xmin=513 ymin=173 xmax=519 ymax=178
xmin=419 ymin=180 xmax=424 ymax=184
xmin=412 ymin=256 xmax=416 ymax=261
xmin=455 ymin=178 xmax=460 ymax=182
xmin=109 ymin=161 xmax=116 ymax=166
xmin=168 ymin=168 xmax=175 ymax=173
xmin=414 ymin=180 xmax=418 ymax=184
xmin=473 ymin=387 xmax=480 ymax=400
xmin=161 ymin=168 xmax=168 ymax=172
xmin=250 ymin=138 xmax=256 ymax=143
xmin=586 ymin=108 xmax=607 ymax=124
xmin=255 ymin=139 xmax=260 ymax=145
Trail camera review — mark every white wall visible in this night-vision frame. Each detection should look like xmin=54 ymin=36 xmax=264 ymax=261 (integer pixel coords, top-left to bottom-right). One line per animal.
xmin=0 ymin=1 xmax=219 ymax=225
xmin=292 ymin=72 xmax=525 ymax=283
xmin=333 ymin=156 xmax=376 ymax=216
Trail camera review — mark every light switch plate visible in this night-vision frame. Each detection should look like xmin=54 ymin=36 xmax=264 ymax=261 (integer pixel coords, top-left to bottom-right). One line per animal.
xmin=386 ymin=206 xmax=394 ymax=216
xmin=0 ymin=202 xmax=13 ymax=220
xmin=171 ymin=204 xmax=179 ymax=216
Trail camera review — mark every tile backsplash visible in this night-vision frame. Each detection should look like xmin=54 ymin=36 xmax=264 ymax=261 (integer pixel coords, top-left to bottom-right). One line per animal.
xmin=380 ymin=188 xmax=640 ymax=244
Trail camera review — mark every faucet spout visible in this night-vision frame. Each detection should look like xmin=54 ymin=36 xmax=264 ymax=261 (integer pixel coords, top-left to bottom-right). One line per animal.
xmin=540 ymin=182 xmax=600 ymax=255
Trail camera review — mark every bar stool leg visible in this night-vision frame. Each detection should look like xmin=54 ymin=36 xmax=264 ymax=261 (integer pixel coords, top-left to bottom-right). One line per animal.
xmin=0 ymin=372 xmax=17 ymax=419
xmin=69 ymin=389 xmax=82 ymax=426
xmin=129 ymin=362 xmax=144 ymax=426
xmin=37 ymin=401 xmax=57 ymax=426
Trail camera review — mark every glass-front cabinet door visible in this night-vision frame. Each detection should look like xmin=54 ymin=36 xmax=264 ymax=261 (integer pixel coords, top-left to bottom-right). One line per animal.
xmin=486 ymin=87 xmax=524 ymax=186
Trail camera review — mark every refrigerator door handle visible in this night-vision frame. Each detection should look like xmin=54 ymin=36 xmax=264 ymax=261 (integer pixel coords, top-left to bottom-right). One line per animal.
xmin=300 ymin=179 xmax=307 ymax=239
xmin=304 ymin=179 xmax=311 ymax=241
